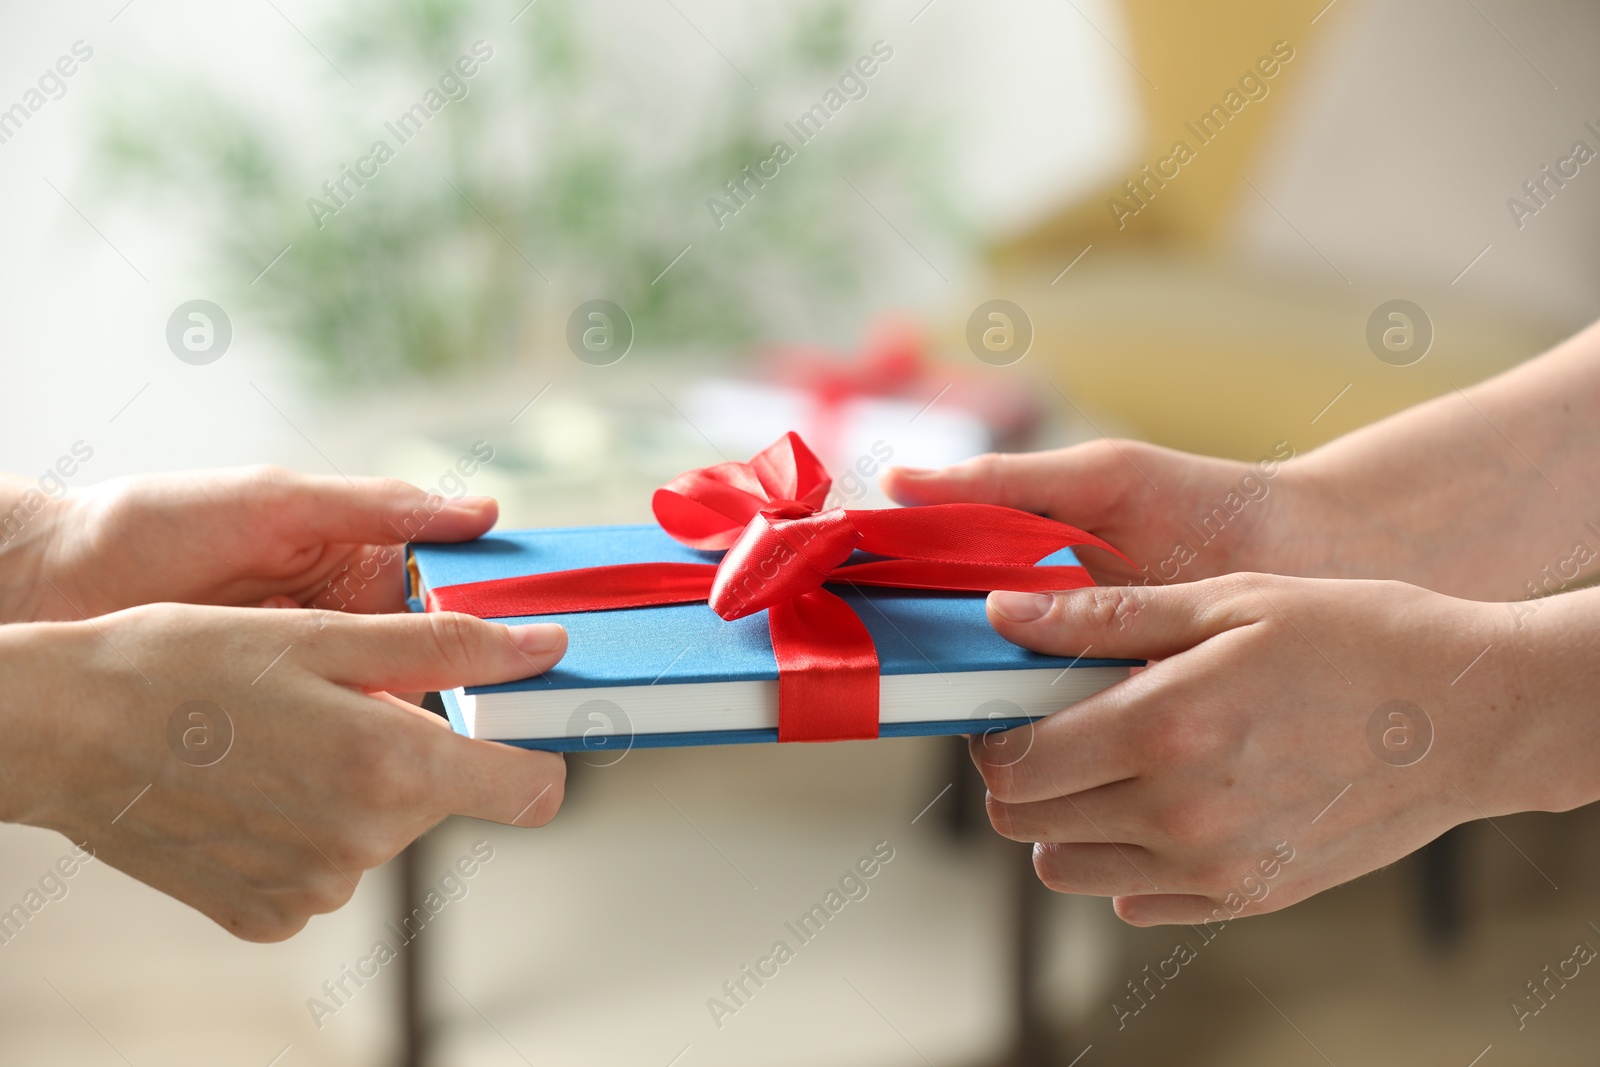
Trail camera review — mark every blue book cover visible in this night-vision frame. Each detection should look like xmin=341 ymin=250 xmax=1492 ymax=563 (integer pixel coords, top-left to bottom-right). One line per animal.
xmin=409 ymin=525 xmax=1138 ymax=751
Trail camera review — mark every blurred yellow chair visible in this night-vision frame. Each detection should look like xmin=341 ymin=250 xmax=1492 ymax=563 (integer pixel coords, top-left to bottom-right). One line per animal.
xmin=981 ymin=0 xmax=1551 ymax=459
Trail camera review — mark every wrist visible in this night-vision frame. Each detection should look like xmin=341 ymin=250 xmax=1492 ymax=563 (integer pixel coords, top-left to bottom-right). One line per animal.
xmin=0 ymin=476 xmax=77 ymax=623
xmin=1275 ymin=438 xmax=1474 ymax=589
xmin=1477 ymin=586 xmax=1600 ymax=815
xmin=0 ymin=619 xmax=95 ymax=826
xmin=1282 ymin=392 xmax=1587 ymax=600
xmin=1245 ymin=450 xmax=1372 ymax=581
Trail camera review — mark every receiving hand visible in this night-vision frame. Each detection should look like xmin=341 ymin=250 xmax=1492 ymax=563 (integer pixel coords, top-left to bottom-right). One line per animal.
xmin=969 ymin=575 xmax=1561 ymax=925
xmin=1 ymin=604 xmax=566 ymax=941
xmin=22 ymin=466 xmax=494 ymax=621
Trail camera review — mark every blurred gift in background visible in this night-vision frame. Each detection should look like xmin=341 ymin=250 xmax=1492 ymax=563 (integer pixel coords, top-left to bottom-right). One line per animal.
xmin=5 ymin=0 xmax=1600 ymax=1065
xmin=683 ymin=319 xmax=1049 ymax=504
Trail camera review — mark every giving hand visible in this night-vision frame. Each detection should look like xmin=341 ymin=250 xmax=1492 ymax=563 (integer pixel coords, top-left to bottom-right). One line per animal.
xmin=0 ymin=604 xmax=566 ymax=941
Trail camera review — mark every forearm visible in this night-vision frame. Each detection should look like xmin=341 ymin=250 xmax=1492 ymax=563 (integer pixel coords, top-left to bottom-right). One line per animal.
xmin=1289 ymin=319 xmax=1600 ymax=600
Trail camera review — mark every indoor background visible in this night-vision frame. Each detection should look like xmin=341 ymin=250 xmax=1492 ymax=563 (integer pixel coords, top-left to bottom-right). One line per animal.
xmin=2 ymin=0 xmax=1599 ymax=1064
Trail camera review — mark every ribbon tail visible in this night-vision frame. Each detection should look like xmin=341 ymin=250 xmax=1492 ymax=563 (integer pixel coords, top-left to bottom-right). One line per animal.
xmin=429 ymin=562 xmax=718 ymax=619
xmin=767 ymin=588 xmax=879 ymax=742
xmin=826 ymin=560 xmax=1099 ymax=593
xmin=848 ymin=503 xmax=1132 ymax=566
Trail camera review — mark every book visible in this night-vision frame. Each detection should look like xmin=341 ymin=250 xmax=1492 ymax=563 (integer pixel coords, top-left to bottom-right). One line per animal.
xmin=408 ymin=525 xmax=1138 ymax=751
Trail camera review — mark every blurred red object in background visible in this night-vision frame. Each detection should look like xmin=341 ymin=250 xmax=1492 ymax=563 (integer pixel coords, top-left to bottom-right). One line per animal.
xmin=762 ymin=317 xmax=1048 ymax=460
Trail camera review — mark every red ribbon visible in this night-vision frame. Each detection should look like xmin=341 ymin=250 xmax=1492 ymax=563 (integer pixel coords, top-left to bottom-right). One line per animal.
xmin=429 ymin=433 xmax=1128 ymax=743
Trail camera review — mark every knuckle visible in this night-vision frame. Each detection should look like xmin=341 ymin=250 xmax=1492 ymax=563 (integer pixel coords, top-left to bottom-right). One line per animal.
xmin=108 ymin=600 xmax=163 ymax=631
xmin=266 ymin=872 xmax=364 ymax=932
xmin=1111 ymin=895 xmax=1157 ymax=927
xmin=375 ymin=476 xmax=427 ymax=509
xmin=326 ymin=832 xmax=395 ymax=872
xmin=1030 ymin=844 xmax=1073 ymax=894
xmin=307 ymin=607 xmax=340 ymax=635
xmin=246 ymin=886 xmax=347 ymax=939
xmin=304 ymin=871 xmax=361 ymax=915
xmin=234 ymin=920 xmax=297 ymax=943
xmin=960 ymin=452 xmax=1010 ymax=497
xmin=522 ymin=771 xmax=567 ymax=827
xmin=428 ymin=611 xmax=486 ymax=667
xmin=1076 ymin=586 xmax=1137 ymax=633
xmin=975 ymin=451 xmax=1031 ymax=508
xmin=1085 ymin=437 xmax=1136 ymax=466
xmin=985 ymin=793 xmax=1023 ymax=839
xmin=967 ymin=451 xmax=1006 ymax=479
xmin=220 ymin=898 xmax=306 ymax=943
xmin=1368 ymin=577 xmax=1416 ymax=603
xmin=1208 ymin=570 xmax=1279 ymax=606
xmin=243 ymin=463 xmax=296 ymax=491
xmin=1081 ymin=437 xmax=1149 ymax=481
xmin=970 ymin=740 xmax=1023 ymax=802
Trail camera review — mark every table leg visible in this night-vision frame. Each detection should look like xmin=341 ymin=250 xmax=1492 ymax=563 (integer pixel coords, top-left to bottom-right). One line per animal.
xmin=398 ymin=839 xmax=425 ymax=1067
xmin=1418 ymin=825 xmax=1466 ymax=951
xmin=1001 ymin=842 xmax=1056 ymax=1067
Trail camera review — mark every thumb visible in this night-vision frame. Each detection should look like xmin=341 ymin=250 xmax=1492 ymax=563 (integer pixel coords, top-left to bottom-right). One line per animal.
xmin=435 ymin=737 xmax=567 ymax=826
xmin=306 ymin=610 xmax=567 ymax=693
xmin=259 ymin=470 xmax=498 ymax=546
xmin=386 ymin=692 xmax=567 ymax=827
xmin=881 ymin=445 xmax=1132 ymax=521
xmin=985 ymin=578 xmax=1258 ymax=661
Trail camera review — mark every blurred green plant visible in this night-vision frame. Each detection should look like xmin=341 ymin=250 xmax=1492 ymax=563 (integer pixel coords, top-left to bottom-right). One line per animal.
xmin=95 ymin=0 xmax=960 ymax=387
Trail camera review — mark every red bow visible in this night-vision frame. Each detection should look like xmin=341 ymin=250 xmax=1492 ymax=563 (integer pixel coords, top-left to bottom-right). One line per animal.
xmin=428 ymin=433 xmax=1127 ymax=743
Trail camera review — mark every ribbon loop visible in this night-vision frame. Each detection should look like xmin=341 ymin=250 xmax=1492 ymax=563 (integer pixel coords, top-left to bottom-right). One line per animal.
xmin=652 ymin=432 xmax=832 ymax=550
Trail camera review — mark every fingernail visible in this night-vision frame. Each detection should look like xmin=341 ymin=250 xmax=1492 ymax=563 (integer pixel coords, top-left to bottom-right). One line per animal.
xmin=509 ymin=623 xmax=565 ymax=654
xmin=452 ymin=495 xmax=496 ymax=510
xmin=988 ymin=590 xmax=1055 ymax=622
xmin=890 ymin=466 xmax=936 ymax=479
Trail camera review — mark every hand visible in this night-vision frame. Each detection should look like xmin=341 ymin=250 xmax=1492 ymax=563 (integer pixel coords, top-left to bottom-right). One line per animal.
xmin=0 ymin=604 xmax=566 ymax=941
xmin=20 ymin=466 xmax=495 ymax=622
xmin=968 ymin=574 xmax=1584 ymax=925
xmin=882 ymin=440 xmax=1309 ymax=587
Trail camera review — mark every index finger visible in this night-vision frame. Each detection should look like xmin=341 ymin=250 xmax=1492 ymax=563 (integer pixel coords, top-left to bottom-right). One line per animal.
xmin=252 ymin=468 xmax=498 ymax=546
xmin=881 ymin=444 xmax=1135 ymax=518
xmin=298 ymin=610 xmax=566 ymax=693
